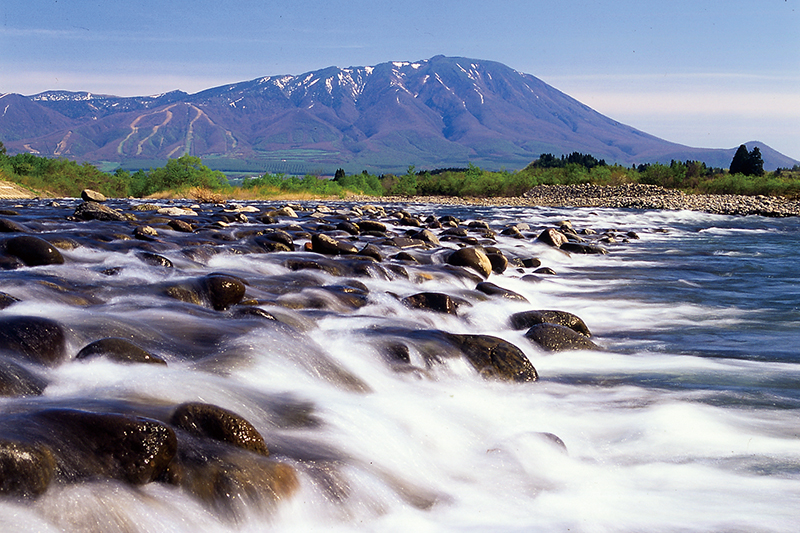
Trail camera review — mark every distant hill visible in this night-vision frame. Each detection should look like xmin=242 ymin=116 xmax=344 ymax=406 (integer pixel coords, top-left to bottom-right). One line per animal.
xmin=2 ymin=56 xmax=797 ymax=173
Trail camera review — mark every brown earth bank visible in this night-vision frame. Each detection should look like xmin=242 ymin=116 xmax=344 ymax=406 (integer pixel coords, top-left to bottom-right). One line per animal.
xmin=0 ymin=179 xmax=37 ymax=200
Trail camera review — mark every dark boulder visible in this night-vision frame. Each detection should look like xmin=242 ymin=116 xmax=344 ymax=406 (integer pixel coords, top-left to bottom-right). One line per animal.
xmin=475 ymin=282 xmax=528 ymax=302
xmin=357 ymin=220 xmax=387 ymax=233
xmin=76 ymin=337 xmax=167 ymax=365
xmin=162 ymin=438 xmax=298 ymax=514
xmin=0 ymin=291 xmax=20 ymax=309
xmin=446 ymin=247 xmax=492 ymax=278
xmin=0 ymin=440 xmax=56 ymax=497
xmin=311 ymin=233 xmax=358 ymax=255
xmin=510 ymin=310 xmax=592 ymax=336
xmin=203 ymin=274 xmax=247 ymax=311
xmin=168 ymin=219 xmax=195 ymax=232
xmin=0 ymin=316 xmax=67 ymax=366
xmin=358 ymin=243 xmax=383 ymax=262
xmin=4 ymin=235 xmax=64 ymax=266
xmin=336 ymin=221 xmax=360 ymax=235
xmin=560 ymin=242 xmax=608 ymax=254
xmin=524 ymin=323 xmax=600 ymax=352
xmin=163 ymin=274 xmax=247 ymax=311
xmin=0 ymin=357 xmax=47 ymax=396
xmin=402 ymin=292 xmax=461 ymax=315
xmin=0 ymin=218 xmax=27 ymax=233
xmin=136 ymin=251 xmax=173 ymax=268
xmin=486 ymin=252 xmax=508 ymax=274
xmin=72 ymin=201 xmax=133 ymax=222
xmin=445 ymin=333 xmax=537 ymax=382
xmin=170 ymin=402 xmax=269 ymax=456
xmin=0 ymin=409 xmax=177 ymax=485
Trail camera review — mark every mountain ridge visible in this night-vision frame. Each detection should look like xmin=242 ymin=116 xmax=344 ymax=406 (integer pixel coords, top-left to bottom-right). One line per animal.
xmin=2 ymin=56 xmax=797 ymax=173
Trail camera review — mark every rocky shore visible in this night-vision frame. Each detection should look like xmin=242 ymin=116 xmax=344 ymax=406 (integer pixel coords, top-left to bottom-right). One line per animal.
xmin=354 ymin=183 xmax=800 ymax=217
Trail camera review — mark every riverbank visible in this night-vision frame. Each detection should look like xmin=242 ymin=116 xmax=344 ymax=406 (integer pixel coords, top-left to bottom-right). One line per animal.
xmin=349 ymin=183 xmax=800 ymax=217
xmin=3 ymin=178 xmax=799 ymax=216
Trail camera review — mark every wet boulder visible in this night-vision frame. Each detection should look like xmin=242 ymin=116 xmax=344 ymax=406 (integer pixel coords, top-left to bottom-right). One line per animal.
xmin=163 ymin=274 xmax=247 ymax=311
xmin=136 ymin=251 xmax=173 ymax=268
xmin=0 ymin=291 xmax=20 ymax=309
xmin=510 ymin=310 xmax=592 ymax=336
xmin=0 ymin=218 xmax=27 ymax=233
xmin=560 ymin=242 xmax=608 ymax=254
xmin=203 ymin=274 xmax=247 ymax=311
xmin=0 ymin=357 xmax=47 ymax=396
xmin=402 ymin=292 xmax=461 ymax=315
xmin=311 ymin=233 xmax=358 ymax=255
xmin=445 ymin=333 xmax=538 ymax=382
xmin=475 ymin=282 xmax=528 ymax=302
xmin=168 ymin=218 xmax=195 ymax=232
xmin=0 ymin=440 xmax=56 ymax=498
xmin=524 ymin=323 xmax=600 ymax=352
xmin=163 ymin=437 xmax=298 ymax=514
xmin=4 ymin=235 xmax=64 ymax=266
xmin=0 ymin=316 xmax=67 ymax=366
xmin=0 ymin=409 xmax=177 ymax=485
xmin=76 ymin=337 xmax=167 ymax=365
xmin=72 ymin=201 xmax=132 ymax=221
xmin=446 ymin=247 xmax=492 ymax=278
xmin=170 ymin=402 xmax=269 ymax=456
xmin=537 ymin=228 xmax=568 ymax=248
xmin=485 ymin=251 xmax=508 ymax=274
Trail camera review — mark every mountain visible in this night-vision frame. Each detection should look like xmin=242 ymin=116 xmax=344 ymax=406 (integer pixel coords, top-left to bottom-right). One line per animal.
xmin=1 ymin=56 xmax=797 ymax=173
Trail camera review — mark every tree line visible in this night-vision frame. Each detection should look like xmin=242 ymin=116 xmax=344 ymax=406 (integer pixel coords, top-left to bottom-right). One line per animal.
xmin=0 ymin=140 xmax=797 ymax=199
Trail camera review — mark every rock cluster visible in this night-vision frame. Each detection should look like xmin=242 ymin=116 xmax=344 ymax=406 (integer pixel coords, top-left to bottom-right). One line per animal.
xmin=0 ymin=196 xmax=628 ymax=517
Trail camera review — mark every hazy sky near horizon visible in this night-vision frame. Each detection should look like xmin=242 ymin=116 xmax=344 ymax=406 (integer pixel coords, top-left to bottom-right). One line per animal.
xmin=2 ymin=0 xmax=799 ymax=159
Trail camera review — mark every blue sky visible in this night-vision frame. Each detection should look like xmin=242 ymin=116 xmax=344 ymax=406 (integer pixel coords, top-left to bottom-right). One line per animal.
xmin=2 ymin=0 xmax=799 ymax=159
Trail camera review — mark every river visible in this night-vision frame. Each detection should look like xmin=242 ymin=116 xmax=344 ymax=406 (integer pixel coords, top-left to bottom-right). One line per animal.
xmin=0 ymin=199 xmax=798 ymax=532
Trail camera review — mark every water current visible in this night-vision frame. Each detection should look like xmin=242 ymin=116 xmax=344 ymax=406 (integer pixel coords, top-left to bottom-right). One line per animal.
xmin=0 ymin=199 xmax=798 ymax=532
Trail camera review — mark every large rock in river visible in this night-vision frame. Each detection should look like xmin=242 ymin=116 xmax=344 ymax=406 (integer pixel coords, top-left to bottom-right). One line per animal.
xmin=524 ymin=323 xmax=600 ymax=352
xmin=445 ymin=333 xmax=538 ymax=382
xmin=0 ymin=316 xmax=67 ymax=366
xmin=446 ymin=247 xmax=492 ymax=278
xmin=170 ymin=402 xmax=269 ymax=456
xmin=510 ymin=310 xmax=592 ymax=336
xmin=4 ymin=235 xmax=64 ymax=266
xmin=0 ymin=409 xmax=177 ymax=485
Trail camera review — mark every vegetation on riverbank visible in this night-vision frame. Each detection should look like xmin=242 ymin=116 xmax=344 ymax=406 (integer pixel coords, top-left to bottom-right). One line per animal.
xmin=1 ymin=140 xmax=799 ymax=200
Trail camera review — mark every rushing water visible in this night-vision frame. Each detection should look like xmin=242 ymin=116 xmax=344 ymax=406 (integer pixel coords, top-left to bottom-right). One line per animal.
xmin=0 ymin=200 xmax=799 ymax=532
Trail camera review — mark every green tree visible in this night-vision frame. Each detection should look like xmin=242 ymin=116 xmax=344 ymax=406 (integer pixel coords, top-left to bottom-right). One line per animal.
xmin=389 ymin=165 xmax=418 ymax=196
xmin=744 ymin=146 xmax=764 ymax=177
xmin=730 ymin=144 xmax=750 ymax=175
xmin=137 ymin=155 xmax=228 ymax=196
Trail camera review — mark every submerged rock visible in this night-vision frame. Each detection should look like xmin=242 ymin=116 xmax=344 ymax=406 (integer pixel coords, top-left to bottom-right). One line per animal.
xmin=76 ymin=337 xmax=167 ymax=365
xmin=0 ymin=316 xmax=67 ymax=366
xmin=4 ymin=235 xmax=64 ymax=266
xmin=445 ymin=333 xmax=538 ymax=382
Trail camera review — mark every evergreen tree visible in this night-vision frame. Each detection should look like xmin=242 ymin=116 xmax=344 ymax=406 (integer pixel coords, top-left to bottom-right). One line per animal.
xmin=744 ymin=146 xmax=764 ymax=176
xmin=730 ymin=144 xmax=749 ymax=175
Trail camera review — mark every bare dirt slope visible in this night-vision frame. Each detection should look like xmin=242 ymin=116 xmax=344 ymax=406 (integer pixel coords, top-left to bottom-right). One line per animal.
xmin=0 ymin=179 xmax=37 ymax=199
